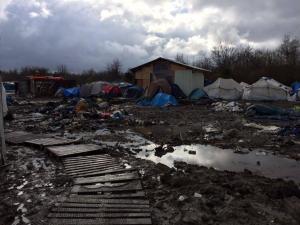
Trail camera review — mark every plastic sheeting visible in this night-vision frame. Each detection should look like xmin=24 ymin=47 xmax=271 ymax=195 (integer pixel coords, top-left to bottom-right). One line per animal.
xmin=188 ymin=88 xmax=207 ymax=100
xmin=63 ymin=87 xmax=80 ymax=97
xmin=243 ymin=77 xmax=291 ymax=101
xmin=291 ymin=82 xmax=300 ymax=94
xmin=138 ymin=92 xmax=178 ymax=107
xmin=102 ymin=85 xmax=122 ymax=98
xmin=204 ymin=78 xmax=243 ymax=100
xmin=125 ymin=86 xmax=144 ymax=99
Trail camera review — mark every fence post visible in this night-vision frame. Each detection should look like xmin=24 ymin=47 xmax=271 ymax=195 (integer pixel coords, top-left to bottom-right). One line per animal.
xmin=0 ymin=76 xmax=6 ymax=165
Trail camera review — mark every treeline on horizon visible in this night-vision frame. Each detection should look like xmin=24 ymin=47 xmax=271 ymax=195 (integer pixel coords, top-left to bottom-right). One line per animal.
xmin=0 ymin=34 xmax=299 ymax=86
xmin=176 ymin=34 xmax=300 ymax=85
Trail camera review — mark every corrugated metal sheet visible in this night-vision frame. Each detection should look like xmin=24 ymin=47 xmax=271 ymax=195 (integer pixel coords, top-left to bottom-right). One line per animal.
xmin=175 ymin=70 xmax=204 ymax=95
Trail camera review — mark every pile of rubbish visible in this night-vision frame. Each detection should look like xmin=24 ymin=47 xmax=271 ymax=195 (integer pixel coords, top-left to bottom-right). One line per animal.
xmin=211 ymin=101 xmax=244 ymax=112
xmin=8 ymin=96 xmax=132 ymax=133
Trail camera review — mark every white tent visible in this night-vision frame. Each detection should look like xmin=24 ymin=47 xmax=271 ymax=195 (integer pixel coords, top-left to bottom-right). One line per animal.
xmin=243 ymin=77 xmax=291 ymax=101
xmin=204 ymin=78 xmax=243 ymax=100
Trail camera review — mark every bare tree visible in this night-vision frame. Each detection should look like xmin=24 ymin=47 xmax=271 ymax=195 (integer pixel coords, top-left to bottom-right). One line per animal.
xmin=278 ymin=34 xmax=300 ymax=66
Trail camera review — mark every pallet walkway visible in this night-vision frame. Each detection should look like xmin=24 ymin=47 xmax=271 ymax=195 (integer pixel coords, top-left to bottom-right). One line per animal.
xmin=5 ymin=131 xmax=45 ymax=144
xmin=48 ymin=151 xmax=152 ymax=224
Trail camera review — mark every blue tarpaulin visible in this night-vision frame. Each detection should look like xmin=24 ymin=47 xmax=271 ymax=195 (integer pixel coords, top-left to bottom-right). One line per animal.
xmin=291 ymin=82 xmax=300 ymax=94
xmin=137 ymin=92 xmax=178 ymax=107
xmin=64 ymin=87 xmax=80 ymax=97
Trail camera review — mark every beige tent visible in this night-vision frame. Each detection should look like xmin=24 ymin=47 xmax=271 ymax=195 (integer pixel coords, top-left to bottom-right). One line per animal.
xmin=204 ymin=78 xmax=243 ymax=100
xmin=243 ymin=77 xmax=291 ymax=101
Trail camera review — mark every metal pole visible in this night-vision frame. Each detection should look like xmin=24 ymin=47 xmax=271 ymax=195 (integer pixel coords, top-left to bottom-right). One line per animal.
xmin=0 ymin=76 xmax=6 ymax=165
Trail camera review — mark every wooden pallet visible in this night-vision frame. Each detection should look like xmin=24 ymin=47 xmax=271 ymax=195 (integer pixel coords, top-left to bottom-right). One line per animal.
xmin=48 ymin=153 xmax=152 ymax=224
xmin=5 ymin=131 xmax=45 ymax=144
xmin=26 ymin=137 xmax=80 ymax=148
xmin=46 ymin=144 xmax=103 ymax=157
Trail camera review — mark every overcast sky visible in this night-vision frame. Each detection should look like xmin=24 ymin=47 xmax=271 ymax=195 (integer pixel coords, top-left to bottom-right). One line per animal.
xmin=0 ymin=0 xmax=299 ymax=72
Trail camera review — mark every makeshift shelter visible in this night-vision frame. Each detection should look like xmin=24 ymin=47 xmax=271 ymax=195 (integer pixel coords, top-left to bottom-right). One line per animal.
xmin=90 ymin=81 xmax=110 ymax=96
xmin=79 ymin=84 xmax=93 ymax=97
xmin=204 ymin=78 xmax=243 ymax=100
xmin=124 ymin=86 xmax=144 ymax=99
xmin=102 ymin=85 xmax=122 ymax=98
xmin=291 ymin=82 xmax=300 ymax=95
xmin=145 ymin=79 xmax=172 ymax=98
xmin=188 ymin=88 xmax=207 ymax=101
xmin=130 ymin=57 xmax=210 ymax=90
xmin=243 ymin=77 xmax=291 ymax=101
xmin=138 ymin=92 xmax=178 ymax=107
xmin=171 ymin=83 xmax=186 ymax=99
xmin=63 ymin=87 xmax=80 ymax=98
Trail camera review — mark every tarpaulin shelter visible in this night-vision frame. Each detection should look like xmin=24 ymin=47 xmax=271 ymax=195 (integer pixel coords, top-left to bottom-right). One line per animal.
xmin=145 ymin=79 xmax=171 ymax=98
xmin=243 ymin=77 xmax=291 ymax=101
xmin=188 ymin=88 xmax=207 ymax=100
xmin=137 ymin=92 xmax=178 ymax=107
xmin=291 ymin=82 xmax=300 ymax=95
xmin=124 ymin=86 xmax=144 ymax=99
xmin=204 ymin=78 xmax=243 ymax=100
xmin=90 ymin=81 xmax=110 ymax=96
xmin=102 ymin=85 xmax=122 ymax=98
xmin=63 ymin=87 xmax=80 ymax=98
xmin=79 ymin=84 xmax=93 ymax=97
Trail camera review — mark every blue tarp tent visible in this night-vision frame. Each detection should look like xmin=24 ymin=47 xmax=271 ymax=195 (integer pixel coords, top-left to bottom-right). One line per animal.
xmin=291 ymin=82 xmax=300 ymax=94
xmin=137 ymin=92 xmax=178 ymax=107
xmin=64 ymin=87 xmax=80 ymax=97
xmin=188 ymin=88 xmax=207 ymax=100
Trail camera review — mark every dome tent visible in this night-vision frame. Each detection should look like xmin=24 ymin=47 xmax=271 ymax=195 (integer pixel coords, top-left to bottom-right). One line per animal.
xmin=203 ymin=78 xmax=243 ymax=100
xmin=243 ymin=77 xmax=291 ymax=101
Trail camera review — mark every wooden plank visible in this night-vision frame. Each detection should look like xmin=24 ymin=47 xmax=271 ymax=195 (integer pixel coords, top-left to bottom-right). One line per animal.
xmin=48 ymin=212 xmax=151 ymax=218
xmin=59 ymin=198 xmax=149 ymax=205
xmin=69 ymin=168 xmax=136 ymax=178
xmin=5 ymin=131 xmax=44 ymax=144
xmin=63 ymin=159 xmax=116 ymax=166
xmin=71 ymin=180 xmax=143 ymax=193
xmin=47 ymin=144 xmax=103 ymax=157
xmin=74 ymin=173 xmax=139 ymax=185
xmin=54 ymin=203 xmax=150 ymax=209
xmin=70 ymin=191 xmax=145 ymax=199
xmin=48 ymin=218 xmax=152 ymax=225
xmin=63 ymin=154 xmax=111 ymax=162
xmin=65 ymin=163 xmax=121 ymax=173
xmin=51 ymin=207 xmax=151 ymax=213
xmin=66 ymin=166 xmax=123 ymax=177
xmin=64 ymin=161 xmax=116 ymax=170
xmin=26 ymin=137 xmax=79 ymax=147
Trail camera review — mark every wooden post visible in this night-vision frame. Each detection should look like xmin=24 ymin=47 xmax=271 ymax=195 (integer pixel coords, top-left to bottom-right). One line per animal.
xmin=0 ymin=76 xmax=6 ymax=165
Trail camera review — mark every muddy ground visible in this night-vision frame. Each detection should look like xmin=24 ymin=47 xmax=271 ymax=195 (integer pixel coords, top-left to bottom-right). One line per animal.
xmin=1 ymin=98 xmax=300 ymax=225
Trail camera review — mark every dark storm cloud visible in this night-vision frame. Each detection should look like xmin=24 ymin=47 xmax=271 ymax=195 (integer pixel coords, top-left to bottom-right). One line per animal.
xmin=0 ymin=0 xmax=299 ymax=71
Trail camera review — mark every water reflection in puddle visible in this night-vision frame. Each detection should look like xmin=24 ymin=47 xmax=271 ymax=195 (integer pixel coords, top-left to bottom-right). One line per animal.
xmin=137 ymin=144 xmax=300 ymax=184
xmin=98 ymin=130 xmax=300 ymax=184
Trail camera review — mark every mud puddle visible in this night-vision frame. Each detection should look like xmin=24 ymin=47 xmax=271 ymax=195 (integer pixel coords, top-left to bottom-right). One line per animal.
xmin=98 ymin=130 xmax=300 ymax=184
xmin=137 ymin=144 xmax=300 ymax=184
